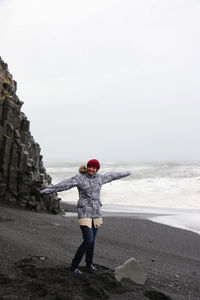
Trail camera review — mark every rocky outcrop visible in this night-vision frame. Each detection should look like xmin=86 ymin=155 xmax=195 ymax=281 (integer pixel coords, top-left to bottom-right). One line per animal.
xmin=0 ymin=57 xmax=62 ymax=213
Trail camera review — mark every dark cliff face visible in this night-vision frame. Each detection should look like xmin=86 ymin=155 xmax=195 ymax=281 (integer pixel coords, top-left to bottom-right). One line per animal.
xmin=0 ymin=57 xmax=62 ymax=214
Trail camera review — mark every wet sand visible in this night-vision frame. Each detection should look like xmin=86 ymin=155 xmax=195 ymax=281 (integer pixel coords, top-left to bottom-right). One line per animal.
xmin=0 ymin=200 xmax=200 ymax=299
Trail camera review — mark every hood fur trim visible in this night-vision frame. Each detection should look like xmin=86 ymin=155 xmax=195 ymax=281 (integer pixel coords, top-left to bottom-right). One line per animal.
xmin=79 ymin=165 xmax=87 ymax=174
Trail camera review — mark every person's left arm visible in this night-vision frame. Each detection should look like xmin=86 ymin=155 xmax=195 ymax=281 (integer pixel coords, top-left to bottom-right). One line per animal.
xmin=100 ymin=171 xmax=131 ymax=185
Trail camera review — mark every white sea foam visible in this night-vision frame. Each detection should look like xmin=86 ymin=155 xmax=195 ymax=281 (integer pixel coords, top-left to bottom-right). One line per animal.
xmin=150 ymin=213 xmax=200 ymax=235
xmin=46 ymin=162 xmax=200 ymax=209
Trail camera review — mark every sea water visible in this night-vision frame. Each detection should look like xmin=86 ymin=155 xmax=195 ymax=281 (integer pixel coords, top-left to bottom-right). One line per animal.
xmin=46 ymin=162 xmax=200 ymax=234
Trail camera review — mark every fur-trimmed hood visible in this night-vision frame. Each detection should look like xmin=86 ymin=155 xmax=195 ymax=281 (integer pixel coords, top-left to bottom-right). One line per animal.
xmin=79 ymin=165 xmax=87 ymax=174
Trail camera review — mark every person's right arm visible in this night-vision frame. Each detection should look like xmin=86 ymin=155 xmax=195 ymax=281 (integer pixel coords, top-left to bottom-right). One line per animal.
xmin=40 ymin=175 xmax=78 ymax=194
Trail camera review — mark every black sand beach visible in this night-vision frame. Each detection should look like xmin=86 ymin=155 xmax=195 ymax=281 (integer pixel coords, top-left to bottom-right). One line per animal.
xmin=0 ymin=201 xmax=200 ymax=300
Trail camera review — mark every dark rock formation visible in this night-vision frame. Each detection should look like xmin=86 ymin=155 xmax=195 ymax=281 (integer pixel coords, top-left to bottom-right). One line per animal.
xmin=0 ymin=57 xmax=62 ymax=213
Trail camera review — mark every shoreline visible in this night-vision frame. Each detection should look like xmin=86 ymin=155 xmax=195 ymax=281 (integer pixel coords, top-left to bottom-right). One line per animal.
xmin=1 ymin=201 xmax=200 ymax=299
xmin=62 ymin=201 xmax=200 ymax=235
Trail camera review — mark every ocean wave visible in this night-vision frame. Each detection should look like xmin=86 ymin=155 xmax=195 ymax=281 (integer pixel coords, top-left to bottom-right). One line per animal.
xmin=46 ymin=162 xmax=200 ymax=209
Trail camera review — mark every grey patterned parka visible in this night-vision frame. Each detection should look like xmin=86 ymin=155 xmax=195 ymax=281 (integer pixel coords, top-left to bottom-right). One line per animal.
xmin=40 ymin=167 xmax=131 ymax=219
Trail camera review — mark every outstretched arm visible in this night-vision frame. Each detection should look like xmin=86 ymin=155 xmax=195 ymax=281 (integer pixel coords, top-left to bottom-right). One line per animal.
xmin=101 ymin=171 xmax=131 ymax=185
xmin=40 ymin=175 xmax=78 ymax=194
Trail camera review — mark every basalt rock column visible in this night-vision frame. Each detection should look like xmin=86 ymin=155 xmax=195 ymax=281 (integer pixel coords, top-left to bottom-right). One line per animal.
xmin=0 ymin=57 xmax=61 ymax=213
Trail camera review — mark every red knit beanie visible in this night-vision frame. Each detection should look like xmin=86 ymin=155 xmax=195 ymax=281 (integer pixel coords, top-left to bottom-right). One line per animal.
xmin=87 ymin=159 xmax=100 ymax=170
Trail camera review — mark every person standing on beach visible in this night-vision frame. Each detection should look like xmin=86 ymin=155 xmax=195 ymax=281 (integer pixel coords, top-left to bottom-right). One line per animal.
xmin=40 ymin=159 xmax=131 ymax=275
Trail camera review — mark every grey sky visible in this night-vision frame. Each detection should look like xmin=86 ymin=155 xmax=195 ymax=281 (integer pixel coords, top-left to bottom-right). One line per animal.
xmin=0 ymin=0 xmax=200 ymax=163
